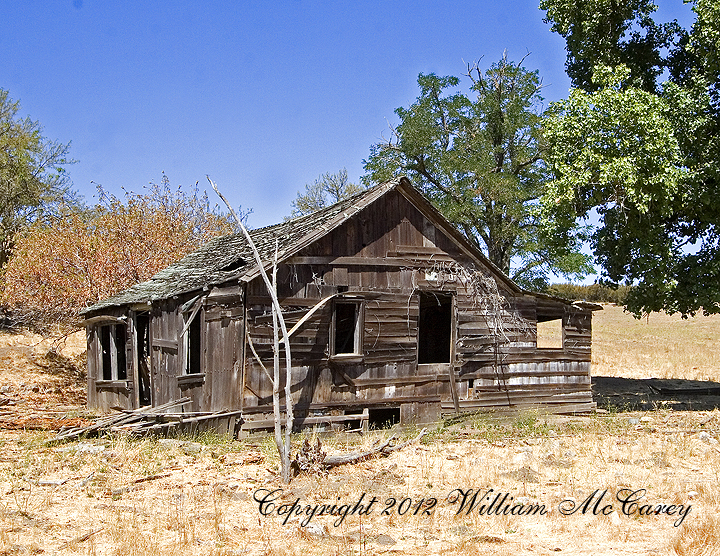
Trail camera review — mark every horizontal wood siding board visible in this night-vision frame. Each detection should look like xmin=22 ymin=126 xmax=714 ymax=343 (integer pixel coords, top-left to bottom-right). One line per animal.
xmin=441 ymin=401 xmax=597 ymax=415
xmin=151 ymin=338 xmax=178 ymax=350
xmin=461 ymin=369 xmax=591 ymax=380
xmin=241 ymin=395 xmax=443 ymax=414
xmin=443 ymin=391 xmax=594 ymax=408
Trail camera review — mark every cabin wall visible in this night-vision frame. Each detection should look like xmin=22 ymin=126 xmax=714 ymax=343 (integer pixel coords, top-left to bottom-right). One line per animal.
xmin=241 ymin=189 xmax=594 ymax=429
xmin=86 ymin=308 xmax=134 ymax=412
xmin=150 ymin=289 xmax=245 ymax=412
xmin=85 ymin=188 xmax=593 ymax=425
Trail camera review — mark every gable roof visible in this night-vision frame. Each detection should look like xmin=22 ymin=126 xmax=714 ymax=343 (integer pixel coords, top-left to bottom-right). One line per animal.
xmin=82 ymin=177 xmax=520 ymax=314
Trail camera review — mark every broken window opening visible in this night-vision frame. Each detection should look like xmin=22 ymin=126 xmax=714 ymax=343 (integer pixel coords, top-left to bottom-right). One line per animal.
xmin=135 ymin=312 xmax=151 ymax=406
xmin=332 ymin=301 xmax=362 ymax=356
xmin=418 ymin=292 xmax=452 ymax=364
xmin=187 ymin=309 xmax=203 ymax=374
xmin=536 ymin=317 xmax=563 ymax=349
xmin=99 ymin=323 xmax=127 ymax=381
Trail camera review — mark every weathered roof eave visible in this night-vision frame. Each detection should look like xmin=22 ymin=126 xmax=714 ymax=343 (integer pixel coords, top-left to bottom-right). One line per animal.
xmin=81 ymin=176 xmax=586 ymax=316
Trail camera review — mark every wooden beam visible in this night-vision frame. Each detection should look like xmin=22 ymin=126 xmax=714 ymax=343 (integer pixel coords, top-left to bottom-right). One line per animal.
xmin=448 ymin=366 xmax=460 ymax=415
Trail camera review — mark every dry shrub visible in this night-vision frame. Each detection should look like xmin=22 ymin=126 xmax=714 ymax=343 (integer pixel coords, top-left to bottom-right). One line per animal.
xmin=1 ymin=175 xmax=238 ymax=327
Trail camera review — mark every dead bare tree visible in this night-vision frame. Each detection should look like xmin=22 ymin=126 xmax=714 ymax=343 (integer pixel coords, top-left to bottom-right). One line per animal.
xmin=208 ymin=177 xmax=295 ymax=483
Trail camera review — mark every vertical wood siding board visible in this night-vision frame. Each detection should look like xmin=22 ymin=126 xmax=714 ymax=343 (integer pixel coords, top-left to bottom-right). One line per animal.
xmin=206 ymin=320 xmax=218 ymax=410
xmin=87 ymin=328 xmax=97 ymax=409
xmin=348 ymin=267 xmax=360 ymax=287
xmin=374 ymin=191 xmax=386 ymax=257
xmin=422 ymin=211 xmax=436 ymax=247
xmin=235 ymin=316 xmax=244 ymax=409
xmin=150 ymin=307 xmax=162 ymax=406
xmin=222 ymin=320 xmax=234 ymax=408
xmin=347 ymin=216 xmax=357 ymax=256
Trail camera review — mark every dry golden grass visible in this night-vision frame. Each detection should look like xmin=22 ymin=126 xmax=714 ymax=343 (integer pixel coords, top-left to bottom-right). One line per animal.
xmin=0 ymin=411 xmax=718 ymax=556
xmin=592 ymin=304 xmax=720 ymax=380
xmin=0 ymin=307 xmax=719 ymax=554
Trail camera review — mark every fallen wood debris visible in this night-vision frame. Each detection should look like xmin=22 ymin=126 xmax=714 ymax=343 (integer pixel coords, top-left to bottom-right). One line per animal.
xmin=57 ymin=528 xmax=104 ymax=550
xmin=292 ymin=428 xmax=427 ymax=476
xmin=49 ymin=398 xmax=243 ymax=443
xmin=111 ymin=472 xmax=171 ymax=496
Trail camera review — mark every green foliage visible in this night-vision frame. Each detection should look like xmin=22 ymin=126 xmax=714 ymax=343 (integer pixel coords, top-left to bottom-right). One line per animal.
xmin=541 ymin=0 xmax=720 ymax=316
xmin=290 ymin=168 xmax=364 ymax=217
xmin=687 ymin=0 xmax=720 ymax=106
xmin=546 ymin=283 xmax=631 ymax=305
xmin=540 ymin=0 xmax=684 ymax=93
xmin=363 ymin=55 xmax=592 ymax=290
xmin=0 ymin=89 xmax=79 ymax=267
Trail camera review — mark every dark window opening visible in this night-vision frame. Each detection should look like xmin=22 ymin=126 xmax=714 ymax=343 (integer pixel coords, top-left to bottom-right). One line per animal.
xmin=136 ymin=313 xmax=151 ymax=406
xmin=101 ymin=325 xmax=112 ymax=380
xmin=187 ymin=311 xmax=202 ymax=374
xmin=368 ymin=407 xmax=400 ymax=429
xmin=418 ymin=292 xmax=452 ymax=363
xmin=99 ymin=323 xmax=127 ymax=381
xmin=333 ymin=301 xmax=361 ymax=355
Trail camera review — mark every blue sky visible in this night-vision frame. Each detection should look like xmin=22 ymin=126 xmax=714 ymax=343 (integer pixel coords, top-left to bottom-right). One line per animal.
xmin=2 ymin=0 xmax=695 ymax=234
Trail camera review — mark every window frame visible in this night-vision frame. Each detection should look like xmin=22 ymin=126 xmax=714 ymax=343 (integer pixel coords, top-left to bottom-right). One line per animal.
xmin=97 ymin=323 xmax=128 ymax=382
xmin=183 ymin=305 xmax=204 ymax=375
xmin=330 ymin=298 xmax=364 ymax=359
xmin=535 ymin=316 xmax=564 ymax=349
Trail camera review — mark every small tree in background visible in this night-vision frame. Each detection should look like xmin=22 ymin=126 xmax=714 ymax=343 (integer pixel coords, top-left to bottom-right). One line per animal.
xmin=363 ymin=55 xmax=593 ymax=290
xmin=290 ymin=168 xmax=364 ymax=217
xmin=0 ymin=89 xmax=79 ymax=267
xmin=1 ymin=174 xmax=239 ymax=327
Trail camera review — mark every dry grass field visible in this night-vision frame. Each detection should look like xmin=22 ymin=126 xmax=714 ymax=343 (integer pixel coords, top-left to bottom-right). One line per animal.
xmin=0 ymin=304 xmax=718 ymax=556
xmin=592 ymin=305 xmax=720 ymax=381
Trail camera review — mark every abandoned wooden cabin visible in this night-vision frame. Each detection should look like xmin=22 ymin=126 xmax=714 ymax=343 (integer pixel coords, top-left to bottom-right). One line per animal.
xmin=82 ymin=177 xmax=599 ymax=433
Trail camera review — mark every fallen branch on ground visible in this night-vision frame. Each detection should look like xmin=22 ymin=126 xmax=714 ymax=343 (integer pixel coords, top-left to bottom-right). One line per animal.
xmin=294 ymin=428 xmax=427 ymax=475
xmin=57 ymin=528 xmax=103 ymax=550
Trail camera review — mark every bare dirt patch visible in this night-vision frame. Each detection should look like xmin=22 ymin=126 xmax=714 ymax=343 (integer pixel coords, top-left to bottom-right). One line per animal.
xmin=0 ymin=329 xmax=89 ymax=431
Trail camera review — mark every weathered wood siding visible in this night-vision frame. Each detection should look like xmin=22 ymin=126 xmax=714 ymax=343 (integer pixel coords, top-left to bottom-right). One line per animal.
xmin=241 ymin=188 xmax=594 ymax=426
xmin=87 ymin=186 xmax=594 ymax=422
xmin=200 ymin=287 xmax=244 ymax=412
xmin=86 ymin=308 xmax=134 ymax=412
xmin=149 ymin=299 xmax=183 ymax=407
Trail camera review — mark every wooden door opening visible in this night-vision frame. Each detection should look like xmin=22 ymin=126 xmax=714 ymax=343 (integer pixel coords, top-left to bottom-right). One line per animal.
xmin=418 ymin=292 xmax=452 ymax=364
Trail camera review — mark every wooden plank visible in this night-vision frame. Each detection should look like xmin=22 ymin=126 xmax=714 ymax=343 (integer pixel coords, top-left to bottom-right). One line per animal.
xmin=352 ymin=374 xmax=439 ymax=387
xmin=391 ymin=244 xmax=446 ymax=255
xmin=242 ymin=411 xmax=367 ymax=431
xmin=285 ymin=256 xmax=446 ymax=267
xmin=151 ymin=338 xmax=178 ymax=350
xmin=240 ymin=395 xmax=443 ymax=414
xmin=441 ymin=401 xmax=597 ymax=415
xmin=448 ymin=366 xmax=460 ymax=415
